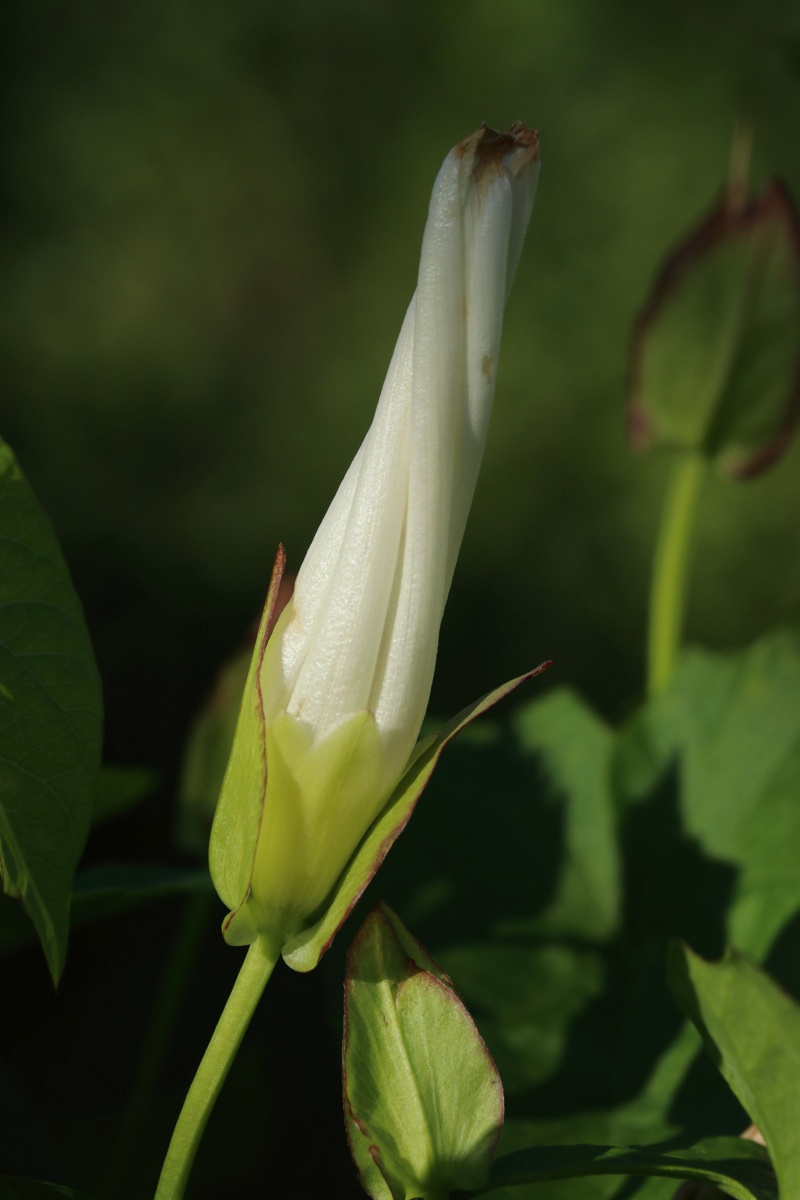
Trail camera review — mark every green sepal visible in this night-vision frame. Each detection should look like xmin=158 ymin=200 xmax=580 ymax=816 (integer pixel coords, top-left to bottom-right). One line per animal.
xmin=629 ymin=180 xmax=800 ymax=477
xmin=477 ymin=1136 xmax=776 ymax=1199
xmin=344 ymin=904 xmax=504 ymax=1200
xmin=0 ymin=438 xmax=103 ymax=983
xmin=208 ymin=545 xmax=285 ymax=927
xmin=669 ymin=942 xmax=800 ymax=1198
xmin=282 ymin=662 xmax=550 ymax=971
xmin=221 ymin=893 xmax=264 ymax=947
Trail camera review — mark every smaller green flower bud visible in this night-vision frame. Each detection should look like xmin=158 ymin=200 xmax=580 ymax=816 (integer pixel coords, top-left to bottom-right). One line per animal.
xmin=344 ymin=905 xmax=504 ymax=1200
xmin=629 ymin=177 xmax=800 ymax=478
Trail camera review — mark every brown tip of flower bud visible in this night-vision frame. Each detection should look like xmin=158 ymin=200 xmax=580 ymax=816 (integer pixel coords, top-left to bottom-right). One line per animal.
xmin=457 ymin=122 xmax=540 ymax=182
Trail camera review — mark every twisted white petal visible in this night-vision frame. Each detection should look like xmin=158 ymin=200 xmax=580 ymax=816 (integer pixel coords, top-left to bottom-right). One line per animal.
xmin=264 ymin=124 xmax=539 ymax=784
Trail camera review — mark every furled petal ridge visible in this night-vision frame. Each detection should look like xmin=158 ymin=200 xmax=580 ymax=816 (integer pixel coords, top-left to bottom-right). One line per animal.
xmin=211 ymin=123 xmax=540 ymax=943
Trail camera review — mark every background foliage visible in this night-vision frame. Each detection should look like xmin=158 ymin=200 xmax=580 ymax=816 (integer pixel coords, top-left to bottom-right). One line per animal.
xmin=0 ymin=1 xmax=799 ymax=1197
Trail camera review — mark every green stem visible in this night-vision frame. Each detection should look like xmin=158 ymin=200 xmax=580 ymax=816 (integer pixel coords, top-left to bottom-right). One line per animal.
xmin=154 ymin=932 xmax=280 ymax=1200
xmin=647 ymin=453 xmax=706 ymax=696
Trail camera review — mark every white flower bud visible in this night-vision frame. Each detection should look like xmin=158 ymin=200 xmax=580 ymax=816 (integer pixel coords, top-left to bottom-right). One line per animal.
xmin=210 ymin=124 xmax=540 ymax=947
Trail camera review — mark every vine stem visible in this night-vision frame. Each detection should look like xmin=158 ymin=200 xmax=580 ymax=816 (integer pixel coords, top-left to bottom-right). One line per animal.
xmin=647 ymin=452 xmax=706 ymax=696
xmin=154 ymin=932 xmax=281 ymax=1200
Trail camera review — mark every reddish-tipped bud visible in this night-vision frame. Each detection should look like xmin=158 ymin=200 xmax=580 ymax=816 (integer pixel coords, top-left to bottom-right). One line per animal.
xmin=629 ymin=178 xmax=800 ymax=478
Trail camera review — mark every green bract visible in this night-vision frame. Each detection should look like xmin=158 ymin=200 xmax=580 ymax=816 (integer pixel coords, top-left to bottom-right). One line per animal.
xmin=344 ymin=904 xmax=504 ymax=1200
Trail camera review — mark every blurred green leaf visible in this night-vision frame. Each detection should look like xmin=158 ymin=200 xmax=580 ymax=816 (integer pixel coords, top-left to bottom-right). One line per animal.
xmin=71 ymin=863 xmax=212 ymax=924
xmin=629 ymin=181 xmax=800 ymax=478
xmin=92 ymin=764 xmax=158 ymax=829
xmin=478 ymin=1136 xmax=776 ymax=1200
xmin=378 ymin=685 xmax=618 ymax=946
xmin=344 ymin=904 xmax=503 ymax=1200
xmin=507 ymin=688 xmax=619 ymax=940
xmin=439 ymin=943 xmax=605 ymax=1098
xmin=669 ymin=944 xmax=800 ymax=1199
xmin=487 ymin=1026 xmax=707 ymax=1200
xmin=0 ymin=864 xmax=211 ymax=959
xmin=0 ymin=439 xmax=103 ymax=983
xmin=615 ymin=625 xmax=800 ymax=957
xmin=0 ymin=1178 xmax=87 ymax=1199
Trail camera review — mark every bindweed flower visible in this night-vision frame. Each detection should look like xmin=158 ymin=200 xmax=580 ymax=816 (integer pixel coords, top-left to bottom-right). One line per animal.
xmin=209 ymin=123 xmax=540 ymax=956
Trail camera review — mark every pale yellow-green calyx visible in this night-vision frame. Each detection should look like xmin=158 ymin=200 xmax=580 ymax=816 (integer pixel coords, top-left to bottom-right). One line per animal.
xmin=249 ymin=707 xmax=389 ymax=938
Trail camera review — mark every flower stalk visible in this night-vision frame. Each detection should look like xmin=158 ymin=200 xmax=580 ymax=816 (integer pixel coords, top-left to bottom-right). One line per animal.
xmin=647 ymin=451 xmax=706 ymax=696
xmin=154 ymin=934 xmax=280 ymax=1200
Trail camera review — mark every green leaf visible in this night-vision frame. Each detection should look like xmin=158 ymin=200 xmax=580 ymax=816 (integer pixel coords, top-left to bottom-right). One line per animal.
xmin=344 ymin=904 xmax=504 ymax=1200
xmin=282 ymin=664 xmax=550 ymax=972
xmin=629 ymin=181 xmax=800 ymax=478
xmin=669 ymin=943 xmax=800 ymax=1198
xmin=615 ymin=625 xmax=800 ymax=958
xmin=376 ymin=686 xmax=617 ymax=951
xmin=439 ymin=943 xmax=606 ymax=1098
xmin=71 ymin=862 xmax=212 ymax=924
xmin=477 ymin=1136 xmax=776 ymax=1200
xmin=480 ymin=1024 xmax=711 ymax=1200
xmin=0 ymin=864 xmax=212 ymax=958
xmin=0 ymin=439 xmax=103 ymax=982
xmin=0 ymin=1178 xmax=88 ymax=1199
xmin=506 ymin=688 xmax=619 ymax=940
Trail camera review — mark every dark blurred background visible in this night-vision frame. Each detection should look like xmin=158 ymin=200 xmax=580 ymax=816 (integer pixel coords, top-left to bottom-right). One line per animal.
xmin=3 ymin=0 xmax=800 ymax=767
xmin=1 ymin=1 xmax=800 ymax=1196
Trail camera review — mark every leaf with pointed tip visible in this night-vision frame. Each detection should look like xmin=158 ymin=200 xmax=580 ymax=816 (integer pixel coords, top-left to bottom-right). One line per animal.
xmin=476 ymin=1137 xmax=776 ymax=1199
xmin=669 ymin=943 xmax=800 ymax=1199
xmin=0 ymin=438 xmax=103 ymax=983
xmin=344 ymin=904 xmax=504 ymax=1200
xmin=282 ymin=663 xmax=550 ymax=972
